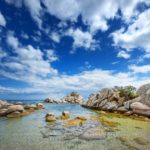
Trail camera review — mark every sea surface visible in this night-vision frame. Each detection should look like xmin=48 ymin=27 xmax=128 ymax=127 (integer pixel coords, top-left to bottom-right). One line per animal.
xmin=0 ymin=102 xmax=150 ymax=150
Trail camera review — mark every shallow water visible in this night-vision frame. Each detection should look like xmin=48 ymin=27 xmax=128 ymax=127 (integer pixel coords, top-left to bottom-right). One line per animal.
xmin=0 ymin=104 xmax=150 ymax=150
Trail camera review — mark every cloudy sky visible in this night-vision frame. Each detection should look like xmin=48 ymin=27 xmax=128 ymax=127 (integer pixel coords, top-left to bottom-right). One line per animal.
xmin=0 ymin=0 xmax=150 ymax=100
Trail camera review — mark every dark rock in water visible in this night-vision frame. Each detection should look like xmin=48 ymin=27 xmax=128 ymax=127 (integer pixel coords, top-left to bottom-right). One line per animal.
xmin=80 ymin=127 xmax=106 ymax=140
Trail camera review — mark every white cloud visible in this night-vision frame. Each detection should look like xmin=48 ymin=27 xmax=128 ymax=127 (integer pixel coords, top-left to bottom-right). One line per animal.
xmin=117 ymin=50 xmax=130 ymax=59
xmin=0 ymin=12 xmax=6 ymax=27
xmin=24 ymin=0 xmax=42 ymax=28
xmin=129 ymin=64 xmax=150 ymax=74
xmin=7 ymin=32 xmax=19 ymax=49
xmin=0 ymin=68 xmax=149 ymax=98
xmin=50 ymin=32 xmax=60 ymax=43
xmin=3 ymin=34 xmax=58 ymax=80
xmin=45 ymin=49 xmax=59 ymax=62
xmin=112 ymin=8 xmax=150 ymax=58
xmin=5 ymin=0 xmax=23 ymax=7
xmin=144 ymin=53 xmax=150 ymax=58
xmin=67 ymin=28 xmax=98 ymax=51
xmin=0 ymin=49 xmax=7 ymax=59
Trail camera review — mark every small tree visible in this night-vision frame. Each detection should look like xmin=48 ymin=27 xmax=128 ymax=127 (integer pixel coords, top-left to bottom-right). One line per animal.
xmin=70 ymin=92 xmax=79 ymax=97
xmin=115 ymin=85 xmax=138 ymax=101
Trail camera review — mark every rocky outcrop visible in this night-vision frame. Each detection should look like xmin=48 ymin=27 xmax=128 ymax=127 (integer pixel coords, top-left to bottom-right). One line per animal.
xmin=86 ymin=88 xmax=125 ymax=111
xmin=44 ymin=92 xmax=83 ymax=104
xmin=137 ymin=83 xmax=150 ymax=95
xmin=82 ymin=84 xmax=150 ymax=118
xmin=0 ymin=100 xmax=45 ymax=118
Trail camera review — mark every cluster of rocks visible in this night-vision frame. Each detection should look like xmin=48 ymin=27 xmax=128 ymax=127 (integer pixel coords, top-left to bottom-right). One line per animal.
xmin=82 ymin=83 xmax=150 ymax=118
xmin=45 ymin=111 xmax=87 ymax=127
xmin=0 ymin=100 xmax=44 ymax=118
xmin=45 ymin=111 xmax=70 ymax=122
xmin=44 ymin=92 xmax=83 ymax=104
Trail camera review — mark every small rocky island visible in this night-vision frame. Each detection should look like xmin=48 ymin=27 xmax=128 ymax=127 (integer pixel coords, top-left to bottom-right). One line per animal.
xmin=44 ymin=92 xmax=83 ymax=104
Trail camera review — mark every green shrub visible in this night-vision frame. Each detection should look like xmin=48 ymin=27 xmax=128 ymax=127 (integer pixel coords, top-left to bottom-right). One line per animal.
xmin=115 ymin=85 xmax=138 ymax=101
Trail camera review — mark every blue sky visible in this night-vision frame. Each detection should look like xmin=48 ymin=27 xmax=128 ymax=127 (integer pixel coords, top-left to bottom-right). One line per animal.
xmin=0 ymin=0 xmax=150 ymax=100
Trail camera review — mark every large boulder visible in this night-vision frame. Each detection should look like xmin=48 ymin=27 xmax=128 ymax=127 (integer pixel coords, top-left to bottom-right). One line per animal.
xmin=137 ymin=83 xmax=150 ymax=95
xmin=130 ymin=102 xmax=150 ymax=117
xmin=45 ymin=113 xmax=56 ymax=122
xmin=6 ymin=105 xmax=24 ymax=114
xmin=86 ymin=88 xmax=122 ymax=111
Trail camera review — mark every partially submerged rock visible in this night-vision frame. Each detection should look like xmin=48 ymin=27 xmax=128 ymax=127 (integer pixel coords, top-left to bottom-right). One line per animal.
xmin=59 ymin=111 xmax=70 ymax=120
xmin=80 ymin=127 xmax=106 ymax=140
xmin=0 ymin=100 xmax=45 ymax=118
xmin=45 ymin=113 xmax=56 ymax=122
xmin=64 ymin=116 xmax=87 ymax=126
xmin=36 ymin=103 xmax=44 ymax=109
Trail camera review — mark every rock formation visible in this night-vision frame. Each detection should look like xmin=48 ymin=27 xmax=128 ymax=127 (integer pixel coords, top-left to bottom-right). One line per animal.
xmin=44 ymin=92 xmax=83 ymax=104
xmin=0 ymin=100 xmax=44 ymax=118
xmin=82 ymin=84 xmax=150 ymax=118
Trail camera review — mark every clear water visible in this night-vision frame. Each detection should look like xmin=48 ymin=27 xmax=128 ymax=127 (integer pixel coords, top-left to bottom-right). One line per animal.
xmin=0 ymin=104 xmax=150 ymax=150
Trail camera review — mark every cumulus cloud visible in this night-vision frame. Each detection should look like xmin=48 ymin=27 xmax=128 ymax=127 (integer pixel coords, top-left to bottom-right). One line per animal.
xmin=0 ymin=12 xmax=6 ymax=27
xmin=129 ymin=64 xmax=150 ymax=74
xmin=112 ymin=8 xmax=150 ymax=58
xmin=50 ymin=32 xmax=60 ymax=43
xmin=5 ymin=0 xmax=149 ymax=32
xmin=66 ymin=28 xmax=98 ymax=51
xmin=0 ymin=68 xmax=149 ymax=98
xmin=117 ymin=50 xmax=130 ymax=59
xmin=2 ymin=33 xmax=58 ymax=80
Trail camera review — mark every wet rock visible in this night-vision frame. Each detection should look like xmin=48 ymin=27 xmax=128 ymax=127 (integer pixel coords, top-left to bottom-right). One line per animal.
xmin=64 ymin=117 xmax=87 ymax=126
xmin=45 ymin=113 xmax=56 ymax=122
xmin=0 ymin=109 xmax=8 ymax=116
xmin=125 ymin=111 xmax=133 ymax=116
xmin=59 ymin=111 xmax=70 ymax=120
xmin=80 ymin=127 xmax=106 ymax=140
xmin=7 ymin=111 xmax=21 ymax=118
xmin=75 ymin=116 xmax=87 ymax=121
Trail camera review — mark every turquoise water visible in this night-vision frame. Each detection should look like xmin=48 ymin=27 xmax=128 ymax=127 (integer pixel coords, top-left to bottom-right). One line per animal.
xmin=0 ymin=104 xmax=150 ymax=150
